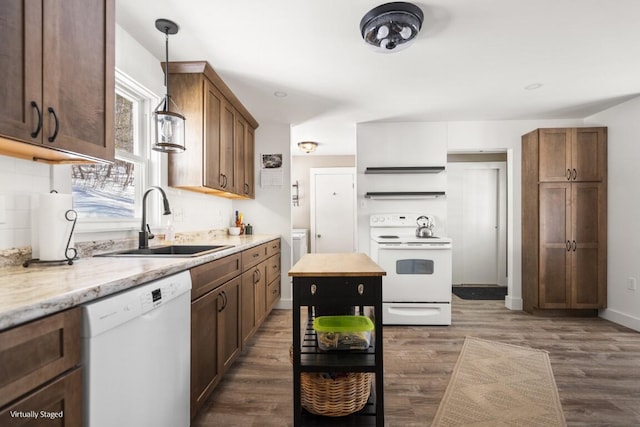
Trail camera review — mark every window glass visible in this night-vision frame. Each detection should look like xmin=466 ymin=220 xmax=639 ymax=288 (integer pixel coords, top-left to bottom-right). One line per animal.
xmin=71 ymin=160 xmax=135 ymax=218
xmin=396 ymin=259 xmax=434 ymax=275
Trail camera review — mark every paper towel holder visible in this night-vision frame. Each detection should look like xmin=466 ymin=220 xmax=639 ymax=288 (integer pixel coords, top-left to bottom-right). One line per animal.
xmin=24 ymin=191 xmax=79 ymax=267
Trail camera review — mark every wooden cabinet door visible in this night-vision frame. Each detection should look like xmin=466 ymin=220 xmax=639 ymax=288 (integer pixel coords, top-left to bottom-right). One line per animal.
xmin=240 ymin=269 xmax=257 ymax=348
xmin=244 ymin=126 xmax=255 ymax=198
xmin=539 ymin=128 xmax=572 ymax=182
xmin=571 ymin=183 xmax=607 ymax=308
xmin=219 ymin=98 xmax=235 ymax=191
xmin=203 ymin=79 xmax=223 ymax=190
xmin=0 ymin=0 xmax=42 ymax=144
xmin=0 ymin=368 xmax=82 ymax=427
xmin=254 ymin=261 xmax=267 ymax=325
xmin=191 ymin=288 xmax=220 ymax=418
xmin=233 ymin=115 xmax=246 ymax=195
xmin=572 ymin=128 xmax=606 ymax=182
xmin=218 ymin=277 xmax=241 ymax=374
xmin=41 ymin=0 xmax=114 ymax=161
xmin=539 ymin=183 xmax=572 ymax=308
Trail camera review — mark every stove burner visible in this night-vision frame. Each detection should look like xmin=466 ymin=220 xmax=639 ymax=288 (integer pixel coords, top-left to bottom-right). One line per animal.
xmin=379 ymin=235 xmax=399 ymax=239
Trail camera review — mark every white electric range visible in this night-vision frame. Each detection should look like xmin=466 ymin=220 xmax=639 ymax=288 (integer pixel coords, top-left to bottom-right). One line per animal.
xmin=370 ymin=213 xmax=452 ymax=325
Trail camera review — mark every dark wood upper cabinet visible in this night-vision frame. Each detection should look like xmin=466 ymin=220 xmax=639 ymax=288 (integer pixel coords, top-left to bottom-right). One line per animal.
xmin=166 ymin=61 xmax=258 ymax=199
xmin=539 ymin=128 xmax=606 ymax=182
xmin=0 ymin=0 xmax=114 ymax=163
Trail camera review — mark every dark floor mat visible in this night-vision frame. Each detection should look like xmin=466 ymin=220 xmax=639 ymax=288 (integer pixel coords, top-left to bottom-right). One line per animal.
xmin=452 ymin=286 xmax=507 ymax=300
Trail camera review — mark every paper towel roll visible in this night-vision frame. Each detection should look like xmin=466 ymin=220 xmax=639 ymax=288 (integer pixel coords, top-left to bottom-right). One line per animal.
xmin=38 ymin=192 xmax=74 ymax=261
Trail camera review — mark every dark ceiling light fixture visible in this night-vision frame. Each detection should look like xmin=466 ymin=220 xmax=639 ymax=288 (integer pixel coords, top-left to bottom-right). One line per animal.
xmin=152 ymin=18 xmax=186 ymax=153
xmin=360 ymin=2 xmax=424 ymax=53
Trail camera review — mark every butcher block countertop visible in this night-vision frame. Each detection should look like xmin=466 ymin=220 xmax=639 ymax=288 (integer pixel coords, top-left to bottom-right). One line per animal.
xmin=288 ymin=253 xmax=386 ymax=277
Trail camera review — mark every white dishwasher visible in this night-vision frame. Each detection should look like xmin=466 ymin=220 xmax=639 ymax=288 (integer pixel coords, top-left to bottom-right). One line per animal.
xmin=82 ymin=271 xmax=191 ymax=427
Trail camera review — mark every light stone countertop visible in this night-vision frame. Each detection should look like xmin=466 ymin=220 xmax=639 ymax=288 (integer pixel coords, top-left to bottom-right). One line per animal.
xmin=0 ymin=234 xmax=279 ymax=331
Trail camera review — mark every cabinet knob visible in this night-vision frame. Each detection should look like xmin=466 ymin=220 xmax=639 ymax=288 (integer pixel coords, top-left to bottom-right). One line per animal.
xmin=358 ymin=284 xmax=365 ymax=295
xmin=311 ymin=284 xmax=317 ymax=295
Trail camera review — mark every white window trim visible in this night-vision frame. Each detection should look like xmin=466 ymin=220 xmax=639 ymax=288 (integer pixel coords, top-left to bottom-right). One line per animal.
xmin=74 ymin=69 xmax=161 ymax=234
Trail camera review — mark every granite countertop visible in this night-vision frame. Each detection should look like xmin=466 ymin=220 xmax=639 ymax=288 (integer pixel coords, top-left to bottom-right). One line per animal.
xmin=0 ymin=234 xmax=279 ymax=331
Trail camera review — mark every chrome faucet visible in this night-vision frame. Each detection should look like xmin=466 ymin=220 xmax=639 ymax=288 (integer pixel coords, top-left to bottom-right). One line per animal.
xmin=139 ymin=186 xmax=172 ymax=249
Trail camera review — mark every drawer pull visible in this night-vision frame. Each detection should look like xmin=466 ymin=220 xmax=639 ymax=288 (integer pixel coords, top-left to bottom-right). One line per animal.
xmin=358 ymin=284 xmax=364 ymax=295
xmin=311 ymin=284 xmax=317 ymax=295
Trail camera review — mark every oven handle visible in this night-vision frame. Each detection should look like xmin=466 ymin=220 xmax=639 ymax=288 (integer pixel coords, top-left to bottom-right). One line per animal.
xmin=378 ymin=244 xmax=451 ymax=250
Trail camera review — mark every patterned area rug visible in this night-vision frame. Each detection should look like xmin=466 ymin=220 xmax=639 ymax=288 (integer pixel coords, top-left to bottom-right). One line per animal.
xmin=431 ymin=337 xmax=566 ymax=426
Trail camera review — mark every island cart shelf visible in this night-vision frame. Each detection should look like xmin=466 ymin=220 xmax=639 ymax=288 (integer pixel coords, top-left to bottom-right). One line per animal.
xmin=289 ymin=253 xmax=386 ymax=427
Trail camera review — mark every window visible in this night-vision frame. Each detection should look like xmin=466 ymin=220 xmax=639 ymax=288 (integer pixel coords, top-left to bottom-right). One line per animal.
xmin=72 ymin=70 xmax=159 ymax=229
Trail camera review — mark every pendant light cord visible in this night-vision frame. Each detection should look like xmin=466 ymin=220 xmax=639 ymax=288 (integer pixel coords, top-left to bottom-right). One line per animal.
xmin=164 ymin=29 xmax=170 ymax=110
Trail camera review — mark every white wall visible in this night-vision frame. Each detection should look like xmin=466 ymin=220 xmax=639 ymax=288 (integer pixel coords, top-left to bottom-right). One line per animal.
xmin=585 ymin=97 xmax=640 ymax=331
xmin=233 ymin=123 xmax=292 ymax=308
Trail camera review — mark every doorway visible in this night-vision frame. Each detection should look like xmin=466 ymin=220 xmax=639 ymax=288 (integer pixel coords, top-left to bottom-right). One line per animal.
xmin=309 ymin=167 xmax=356 ymax=253
xmin=447 ymin=154 xmax=507 ymax=287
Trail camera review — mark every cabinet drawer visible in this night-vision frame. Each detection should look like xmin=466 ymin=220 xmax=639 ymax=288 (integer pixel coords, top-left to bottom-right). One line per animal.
xmin=191 ymin=253 xmax=242 ymax=300
xmin=0 ymin=307 xmax=81 ymax=409
xmin=294 ymin=277 xmax=382 ymax=306
xmin=242 ymin=244 xmax=268 ymax=270
xmin=266 ymin=239 xmax=280 ymax=257
xmin=0 ymin=367 xmax=82 ymax=427
xmin=266 ymin=254 xmax=280 ymax=284
xmin=267 ymin=277 xmax=280 ymax=308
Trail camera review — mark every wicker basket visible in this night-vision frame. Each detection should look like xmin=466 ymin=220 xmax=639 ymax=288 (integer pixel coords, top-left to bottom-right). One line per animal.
xmin=290 ymin=346 xmax=373 ymax=417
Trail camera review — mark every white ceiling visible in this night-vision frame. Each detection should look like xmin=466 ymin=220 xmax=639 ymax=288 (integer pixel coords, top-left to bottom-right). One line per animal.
xmin=117 ymin=0 xmax=640 ymax=155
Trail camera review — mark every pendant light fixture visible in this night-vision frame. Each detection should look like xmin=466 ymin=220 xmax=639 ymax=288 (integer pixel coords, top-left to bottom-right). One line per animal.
xmin=152 ymin=18 xmax=186 ymax=153
xmin=360 ymin=2 xmax=424 ymax=53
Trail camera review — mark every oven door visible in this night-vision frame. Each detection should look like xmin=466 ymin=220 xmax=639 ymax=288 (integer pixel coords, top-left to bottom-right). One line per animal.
xmin=376 ymin=243 xmax=452 ymax=303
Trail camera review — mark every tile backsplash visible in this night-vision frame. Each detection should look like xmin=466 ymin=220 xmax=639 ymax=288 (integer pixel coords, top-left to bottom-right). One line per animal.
xmin=0 ymin=155 xmax=51 ymax=250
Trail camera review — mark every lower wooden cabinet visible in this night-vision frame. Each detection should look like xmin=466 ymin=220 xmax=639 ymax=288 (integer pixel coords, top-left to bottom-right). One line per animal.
xmin=190 ymin=239 xmax=281 ymax=420
xmin=0 ymin=368 xmax=82 ymax=427
xmin=0 ymin=307 xmax=82 ymax=427
xmin=190 ymin=273 xmax=241 ymax=419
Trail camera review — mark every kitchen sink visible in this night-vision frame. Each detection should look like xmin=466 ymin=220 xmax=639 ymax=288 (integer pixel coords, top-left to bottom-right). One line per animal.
xmin=95 ymin=244 xmax=233 ymax=258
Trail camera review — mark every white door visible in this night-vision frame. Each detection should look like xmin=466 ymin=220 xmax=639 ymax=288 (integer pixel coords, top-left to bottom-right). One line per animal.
xmin=448 ymin=162 xmax=506 ymax=286
xmin=310 ymin=168 xmax=356 ymax=253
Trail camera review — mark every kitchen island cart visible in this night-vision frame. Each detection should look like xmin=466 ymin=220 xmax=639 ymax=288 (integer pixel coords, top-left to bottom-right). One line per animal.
xmin=289 ymin=253 xmax=386 ymax=426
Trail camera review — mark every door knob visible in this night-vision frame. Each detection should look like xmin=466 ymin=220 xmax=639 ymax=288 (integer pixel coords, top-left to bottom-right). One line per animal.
xmin=317 ymin=234 xmax=321 ymax=238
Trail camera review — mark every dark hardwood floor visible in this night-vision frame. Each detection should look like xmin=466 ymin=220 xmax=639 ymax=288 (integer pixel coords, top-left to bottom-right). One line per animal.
xmin=192 ymin=296 xmax=640 ymax=426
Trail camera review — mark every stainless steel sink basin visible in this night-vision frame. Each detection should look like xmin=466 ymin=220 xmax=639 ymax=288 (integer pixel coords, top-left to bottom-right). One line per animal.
xmin=96 ymin=244 xmax=233 ymax=258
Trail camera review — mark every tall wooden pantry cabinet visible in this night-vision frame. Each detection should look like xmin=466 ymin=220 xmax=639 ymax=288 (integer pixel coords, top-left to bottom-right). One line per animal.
xmin=522 ymin=127 xmax=607 ymax=313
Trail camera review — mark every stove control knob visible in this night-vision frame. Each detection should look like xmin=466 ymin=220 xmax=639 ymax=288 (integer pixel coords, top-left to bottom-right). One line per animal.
xmin=379 ymin=217 xmax=385 ymax=223
xmin=372 ymin=217 xmax=378 ymax=223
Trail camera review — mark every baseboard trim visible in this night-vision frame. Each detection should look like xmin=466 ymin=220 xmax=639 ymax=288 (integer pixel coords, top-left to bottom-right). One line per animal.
xmin=599 ymin=308 xmax=640 ymax=332
xmin=505 ymin=295 xmax=523 ymax=310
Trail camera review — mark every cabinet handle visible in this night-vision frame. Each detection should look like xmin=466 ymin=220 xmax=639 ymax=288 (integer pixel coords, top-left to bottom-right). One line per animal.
xmin=217 ymin=293 xmax=224 ymax=312
xmin=566 ymin=240 xmax=571 ymax=251
xmin=30 ymin=101 xmax=42 ymax=138
xmin=47 ymin=107 xmax=59 ymax=142
xmin=253 ymin=253 xmax=259 ymax=258
xmin=222 ymin=291 xmax=228 ymax=309
xmin=310 ymin=284 xmax=317 ymax=295
xmin=572 ymin=168 xmax=577 ymax=180
xmin=244 ymin=183 xmax=250 ymax=194
xmin=358 ymin=284 xmax=365 ymax=295
xmin=256 ymin=269 xmax=261 ymax=281
xmin=566 ymin=169 xmax=571 ymax=180
xmin=572 ymin=240 xmax=577 ymax=252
